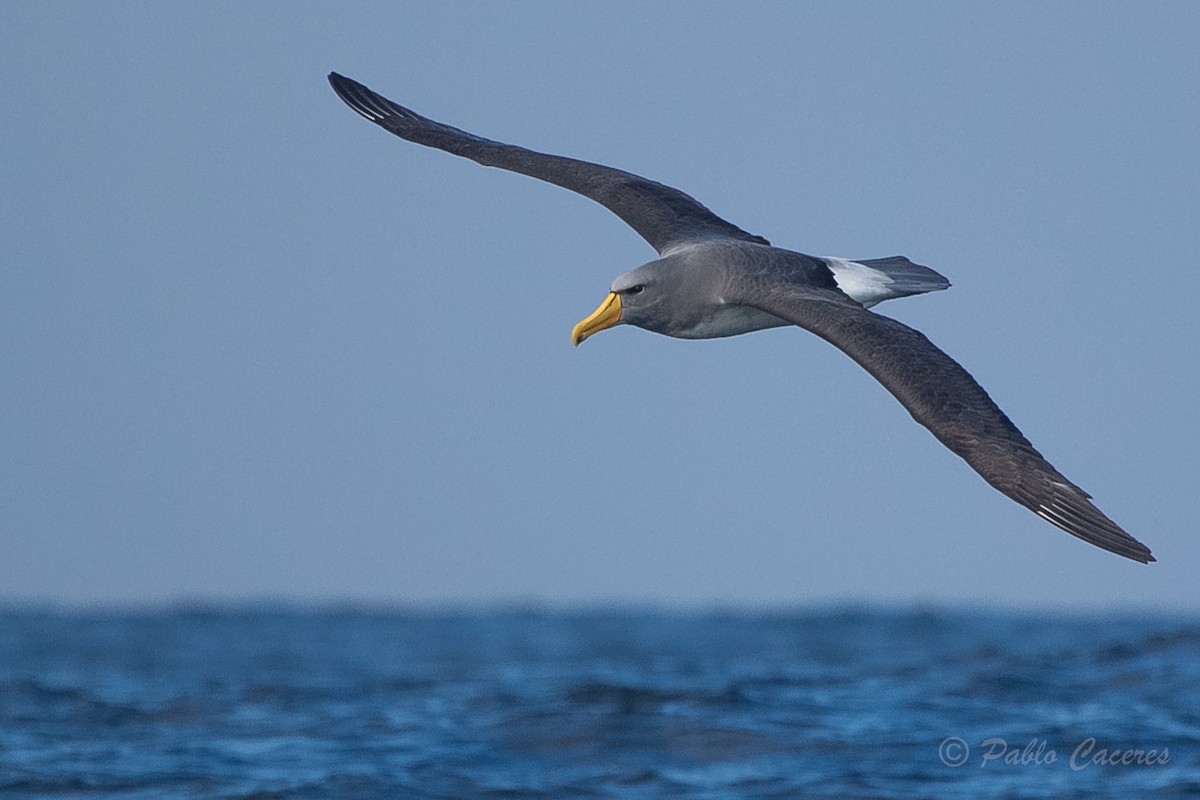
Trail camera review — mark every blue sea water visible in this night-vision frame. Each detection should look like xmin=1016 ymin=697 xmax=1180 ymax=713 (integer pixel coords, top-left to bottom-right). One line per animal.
xmin=0 ymin=607 xmax=1197 ymax=799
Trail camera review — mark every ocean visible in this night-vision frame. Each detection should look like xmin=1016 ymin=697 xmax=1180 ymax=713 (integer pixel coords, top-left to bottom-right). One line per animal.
xmin=1 ymin=607 xmax=1197 ymax=799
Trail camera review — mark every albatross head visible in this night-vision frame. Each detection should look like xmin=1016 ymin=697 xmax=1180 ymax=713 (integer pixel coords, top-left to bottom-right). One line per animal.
xmin=571 ymin=261 xmax=693 ymax=345
xmin=570 ymin=253 xmax=781 ymax=344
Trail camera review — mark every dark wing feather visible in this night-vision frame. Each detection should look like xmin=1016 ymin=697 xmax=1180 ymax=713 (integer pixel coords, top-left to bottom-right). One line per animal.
xmin=328 ymin=73 xmax=769 ymax=255
xmin=736 ymin=284 xmax=1154 ymax=563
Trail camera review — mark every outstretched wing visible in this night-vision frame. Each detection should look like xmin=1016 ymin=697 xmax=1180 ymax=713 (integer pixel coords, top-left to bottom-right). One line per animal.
xmin=328 ymin=73 xmax=770 ymax=255
xmin=735 ymin=283 xmax=1154 ymax=563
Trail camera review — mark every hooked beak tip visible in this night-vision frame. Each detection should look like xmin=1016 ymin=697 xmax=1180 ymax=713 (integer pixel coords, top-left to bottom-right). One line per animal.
xmin=570 ymin=292 xmax=622 ymax=348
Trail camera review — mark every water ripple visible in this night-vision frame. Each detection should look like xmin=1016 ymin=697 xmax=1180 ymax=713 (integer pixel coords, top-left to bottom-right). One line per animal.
xmin=1 ymin=608 xmax=1197 ymax=799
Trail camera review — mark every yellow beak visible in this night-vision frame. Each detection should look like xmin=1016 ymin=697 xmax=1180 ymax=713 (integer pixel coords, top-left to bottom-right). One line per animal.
xmin=571 ymin=292 xmax=623 ymax=346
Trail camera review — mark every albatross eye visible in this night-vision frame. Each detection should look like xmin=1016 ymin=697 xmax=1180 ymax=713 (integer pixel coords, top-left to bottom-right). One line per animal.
xmin=625 ymin=285 xmax=645 ymax=296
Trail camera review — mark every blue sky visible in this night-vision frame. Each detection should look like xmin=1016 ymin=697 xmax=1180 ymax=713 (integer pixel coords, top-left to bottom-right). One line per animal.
xmin=3 ymin=2 xmax=1197 ymax=608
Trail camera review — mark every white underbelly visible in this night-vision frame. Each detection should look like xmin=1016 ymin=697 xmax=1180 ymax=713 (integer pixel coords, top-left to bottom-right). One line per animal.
xmin=674 ymin=304 xmax=791 ymax=339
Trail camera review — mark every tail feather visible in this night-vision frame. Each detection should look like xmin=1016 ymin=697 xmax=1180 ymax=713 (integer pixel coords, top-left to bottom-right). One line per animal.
xmin=858 ymin=256 xmax=951 ymax=295
xmin=825 ymin=256 xmax=951 ymax=308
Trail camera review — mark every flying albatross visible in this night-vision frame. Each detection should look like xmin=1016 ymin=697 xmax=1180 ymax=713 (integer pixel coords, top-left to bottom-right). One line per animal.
xmin=328 ymin=72 xmax=1154 ymax=564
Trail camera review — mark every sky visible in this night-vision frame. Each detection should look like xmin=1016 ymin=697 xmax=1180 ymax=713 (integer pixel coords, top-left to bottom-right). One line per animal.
xmin=3 ymin=1 xmax=1198 ymax=609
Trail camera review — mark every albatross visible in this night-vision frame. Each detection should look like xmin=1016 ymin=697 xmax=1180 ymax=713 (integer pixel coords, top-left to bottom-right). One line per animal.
xmin=327 ymin=72 xmax=1154 ymax=564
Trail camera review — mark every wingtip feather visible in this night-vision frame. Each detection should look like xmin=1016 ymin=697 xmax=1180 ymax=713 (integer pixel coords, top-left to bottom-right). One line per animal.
xmin=1035 ymin=498 xmax=1155 ymax=564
